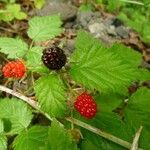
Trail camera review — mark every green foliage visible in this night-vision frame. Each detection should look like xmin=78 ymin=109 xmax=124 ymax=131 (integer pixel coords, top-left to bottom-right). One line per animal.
xmin=118 ymin=8 xmax=150 ymax=43
xmin=0 ymin=98 xmax=33 ymax=134
xmin=0 ymin=8 xmax=149 ymax=149
xmin=13 ymin=126 xmax=48 ymax=150
xmin=75 ymin=111 xmax=132 ymax=150
xmin=34 ymin=0 xmax=45 ymax=9
xmin=0 ymin=37 xmax=28 ymax=59
xmin=79 ymin=4 xmax=93 ymax=12
xmin=0 ymin=120 xmax=4 ymax=133
xmin=124 ymin=87 xmax=150 ymax=149
xmin=70 ymin=31 xmax=138 ymax=93
xmin=26 ymin=46 xmax=49 ymax=74
xmin=0 ymin=4 xmax=27 ymax=22
xmin=0 ymin=134 xmax=7 ymax=150
xmin=95 ymin=93 xmax=123 ymax=112
xmin=137 ymin=69 xmax=150 ymax=82
xmin=44 ymin=119 xmax=77 ymax=150
xmin=111 ymin=43 xmax=142 ymax=67
xmin=34 ymin=74 xmax=67 ymax=117
xmin=0 ymin=0 xmax=15 ymax=3
xmin=106 ymin=0 xmax=124 ymax=12
xmin=27 ymin=15 xmax=63 ymax=42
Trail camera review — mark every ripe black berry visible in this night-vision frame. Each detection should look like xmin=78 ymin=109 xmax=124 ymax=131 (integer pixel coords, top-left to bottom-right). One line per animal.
xmin=42 ymin=47 xmax=67 ymax=70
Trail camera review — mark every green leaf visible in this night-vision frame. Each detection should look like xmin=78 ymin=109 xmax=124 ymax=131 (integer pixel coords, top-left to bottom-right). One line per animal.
xmin=137 ymin=69 xmax=150 ymax=82
xmin=0 ymin=120 xmax=4 ymax=133
xmin=45 ymin=119 xmax=77 ymax=150
xmin=0 ymin=134 xmax=7 ymax=150
xmin=118 ymin=9 xmax=150 ymax=44
xmin=34 ymin=74 xmax=67 ymax=117
xmin=0 ymin=98 xmax=33 ymax=134
xmin=111 ymin=43 xmax=141 ymax=67
xmin=127 ymin=87 xmax=150 ymax=114
xmin=95 ymin=93 xmax=123 ymax=112
xmin=0 ymin=38 xmax=28 ymax=59
xmin=27 ymin=15 xmax=63 ymax=42
xmin=79 ymin=4 xmax=93 ymax=12
xmin=26 ymin=46 xmax=49 ymax=74
xmin=15 ymin=12 xmax=27 ymax=20
xmin=124 ymin=87 xmax=150 ymax=149
xmin=76 ymin=112 xmax=132 ymax=150
xmin=70 ymin=31 xmax=138 ymax=93
xmin=13 ymin=126 xmax=48 ymax=150
xmin=0 ymin=4 xmax=27 ymax=22
xmin=107 ymin=0 xmax=124 ymax=12
xmin=34 ymin=0 xmax=45 ymax=9
xmin=80 ymin=139 xmax=99 ymax=150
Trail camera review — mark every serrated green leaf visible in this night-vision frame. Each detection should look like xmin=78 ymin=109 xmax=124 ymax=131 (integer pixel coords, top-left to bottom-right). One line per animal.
xmin=111 ymin=43 xmax=142 ymax=67
xmin=0 ymin=4 xmax=27 ymax=21
xmin=124 ymin=87 xmax=150 ymax=149
xmin=26 ymin=46 xmax=49 ymax=74
xmin=0 ymin=98 xmax=33 ymax=134
xmin=0 ymin=134 xmax=7 ymax=150
xmin=13 ymin=126 xmax=48 ymax=150
xmin=45 ymin=119 xmax=77 ymax=150
xmin=0 ymin=38 xmax=28 ymax=59
xmin=27 ymin=15 xmax=63 ymax=42
xmin=34 ymin=74 xmax=67 ymax=117
xmin=70 ymin=31 xmax=138 ymax=93
xmin=127 ymin=87 xmax=150 ymax=114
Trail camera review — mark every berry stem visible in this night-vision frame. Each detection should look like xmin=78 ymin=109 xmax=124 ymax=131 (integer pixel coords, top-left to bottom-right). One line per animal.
xmin=0 ymin=85 xmax=143 ymax=150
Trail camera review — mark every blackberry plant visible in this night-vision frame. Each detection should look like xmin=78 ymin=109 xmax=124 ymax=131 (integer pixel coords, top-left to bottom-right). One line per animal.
xmin=0 ymin=14 xmax=150 ymax=150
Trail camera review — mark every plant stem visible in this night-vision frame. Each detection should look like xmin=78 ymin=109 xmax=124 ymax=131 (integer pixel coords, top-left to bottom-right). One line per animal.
xmin=130 ymin=126 xmax=143 ymax=150
xmin=66 ymin=117 xmax=143 ymax=150
xmin=0 ymin=85 xmax=143 ymax=150
xmin=119 ymin=0 xmax=144 ymax=5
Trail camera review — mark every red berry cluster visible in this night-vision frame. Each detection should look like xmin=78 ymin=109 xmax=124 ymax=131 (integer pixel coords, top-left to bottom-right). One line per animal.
xmin=2 ymin=60 xmax=26 ymax=79
xmin=74 ymin=92 xmax=97 ymax=119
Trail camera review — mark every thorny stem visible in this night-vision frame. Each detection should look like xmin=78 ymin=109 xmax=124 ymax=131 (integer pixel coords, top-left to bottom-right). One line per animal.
xmin=0 ymin=85 xmax=143 ymax=150
xmin=130 ymin=126 xmax=143 ymax=150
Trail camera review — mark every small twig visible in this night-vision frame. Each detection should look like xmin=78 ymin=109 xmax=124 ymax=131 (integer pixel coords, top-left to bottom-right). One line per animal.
xmin=0 ymin=85 xmax=38 ymax=109
xmin=0 ymin=27 xmax=16 ymax=33
xmin=0 ymin=85 xmax=143 ymax=150
xmin=119 ymin=0 xmax=144 ymax=5
xmin=130 ymin=126 xmax=143 ymax=150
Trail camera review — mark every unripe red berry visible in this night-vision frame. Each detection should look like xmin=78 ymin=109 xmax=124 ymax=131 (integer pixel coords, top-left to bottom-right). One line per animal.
xmin=74 ymin=92 xmax=97 ymax=119
xmin=2 ymin=60 xmax=26 ymax=79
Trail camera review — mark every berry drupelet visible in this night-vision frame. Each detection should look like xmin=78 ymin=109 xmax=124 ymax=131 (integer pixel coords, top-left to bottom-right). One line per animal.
xmin=42 ymin=47 xmax=67 ymax=70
